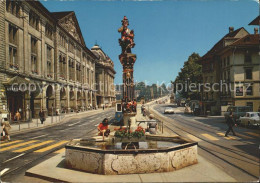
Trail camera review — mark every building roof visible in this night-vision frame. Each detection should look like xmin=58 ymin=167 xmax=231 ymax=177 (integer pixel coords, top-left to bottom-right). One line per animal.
xmin=51 ymin=11 xmax=74 ymax=20
xmin=26 ymin=1 xmax=56 ymax=24
xmin=249 ymin=15 xmax=260 ymax=25
xmin=229 ymin=34 xmax=259 ymax=46
xmin=199 ymin=27 xmax=249 ymax=61
xmin=91 ymin=45 xmax=116 ymax=74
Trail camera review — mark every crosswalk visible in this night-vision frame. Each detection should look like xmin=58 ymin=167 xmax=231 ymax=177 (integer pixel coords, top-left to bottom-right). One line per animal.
xmin=185 ymin=131 xmax=258 ymax=142
xmin=0 ymin=140 xmax=68 ymax=153
xmin=0 ymin=131 xmax=258 ymax=153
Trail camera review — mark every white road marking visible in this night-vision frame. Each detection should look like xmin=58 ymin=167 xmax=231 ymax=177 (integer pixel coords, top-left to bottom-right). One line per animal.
xmin=0 ymin=168 xmax=10 ymax=176
xmin=68 ymin=120 xmax=81 ymax=127
xmin=78 ymin=123 xmax=87 ymax=127
xmin=2 ymin=153 xmax=25 ymax=163
xmin=30 ymin=135 xmax=47 ymax=139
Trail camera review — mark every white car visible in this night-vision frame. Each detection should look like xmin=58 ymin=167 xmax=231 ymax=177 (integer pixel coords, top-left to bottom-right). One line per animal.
xmin=239 ymin=112 xmax=260 ymax=127
xmin=164 ymin=107 xmax=175 ymax=114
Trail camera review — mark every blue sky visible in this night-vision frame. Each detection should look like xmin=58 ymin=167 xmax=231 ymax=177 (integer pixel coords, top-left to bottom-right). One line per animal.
xmin=41 ymin=0 xmax=259 ymax=85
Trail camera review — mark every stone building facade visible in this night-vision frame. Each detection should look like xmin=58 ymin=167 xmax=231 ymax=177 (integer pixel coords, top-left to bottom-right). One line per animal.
xmin=0 ymin=1 xmax=100 ymax=120
xmin=91 ymin=45 xmax=116 ymax=108
xmin=199 ymin=23 xmax=260 ymax=114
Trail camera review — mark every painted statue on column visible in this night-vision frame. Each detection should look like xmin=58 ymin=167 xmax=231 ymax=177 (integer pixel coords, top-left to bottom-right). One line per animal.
xmin=118 ymin=16 xmax=135 ymax=54
xmin=118 ymin=16 xmax=137 ymax=116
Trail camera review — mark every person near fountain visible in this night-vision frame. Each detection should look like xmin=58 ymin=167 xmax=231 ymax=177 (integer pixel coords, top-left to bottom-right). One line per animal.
xmin=147 ymin=114 xmax=157 ymax=134
xmin=132 ymin=99 xmax=137 ymax=112
xmin=126 ymin=100 xmax=132 ymax=113
xmin=97 ymin=118 xmax=110 ymax=140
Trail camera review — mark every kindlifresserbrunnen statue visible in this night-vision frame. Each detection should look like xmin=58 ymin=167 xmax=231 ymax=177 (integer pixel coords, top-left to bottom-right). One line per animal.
xmin=118 ymin=16 xmax=137 ymax=124
xmin=118 ymin=16 xmax=135 ymax=54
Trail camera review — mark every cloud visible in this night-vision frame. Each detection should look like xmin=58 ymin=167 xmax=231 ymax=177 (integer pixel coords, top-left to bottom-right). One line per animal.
xmin=253 ymin=0 xmax=259 ymax=3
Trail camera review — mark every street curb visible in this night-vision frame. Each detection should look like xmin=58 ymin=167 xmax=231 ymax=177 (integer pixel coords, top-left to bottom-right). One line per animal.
xmin=9 ymin=109 xmax=112 ymax=136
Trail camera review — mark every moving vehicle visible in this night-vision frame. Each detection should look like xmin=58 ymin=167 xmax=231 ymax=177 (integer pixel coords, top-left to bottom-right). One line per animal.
xmin=164 ymin=107 xmax=175 ymax=114
xmin=239 ymin=112 xmax=260 ymax=127
xmin=224 ymin=106 xmax=253 ymax=122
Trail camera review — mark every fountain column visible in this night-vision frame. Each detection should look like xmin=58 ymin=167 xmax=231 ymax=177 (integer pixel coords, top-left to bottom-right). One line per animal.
xmin=118 ymin=16 xmax=137 ymax=128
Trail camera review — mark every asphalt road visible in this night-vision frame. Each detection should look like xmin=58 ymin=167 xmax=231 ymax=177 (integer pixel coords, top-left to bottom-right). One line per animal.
xmin=0 ymin=108 xmax=114 ymax=182
xmin=153 ymin=104 xmax=260 ymax=182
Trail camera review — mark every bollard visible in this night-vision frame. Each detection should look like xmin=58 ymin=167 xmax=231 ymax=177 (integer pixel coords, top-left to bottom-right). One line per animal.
xmin=19 ymin=121 xmax=20 ymax=131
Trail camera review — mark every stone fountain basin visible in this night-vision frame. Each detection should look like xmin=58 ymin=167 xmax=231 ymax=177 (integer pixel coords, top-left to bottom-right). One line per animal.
xmin=65 ymin=135 xmax=198 ymax=175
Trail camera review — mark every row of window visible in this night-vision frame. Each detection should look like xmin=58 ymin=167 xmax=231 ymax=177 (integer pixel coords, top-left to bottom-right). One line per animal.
xmin=8 ymin=31 xmax=53 ymax=77
xmin=220 ymin=68 xmax=252 ymax=81
xmin=7 ymin=0 xmax=54 ymax=40
xmin=59 ymin=53 xmax=93 ymax=84
xmin=6 ymin=0 xmax=21 ymax=18
xmin=221 ymin=51 xmax=252 ymax=68
xmin=220 ymin=56 xmax=230 ymax=68
xmin=235 ymin=85 xmax=253 ymax=96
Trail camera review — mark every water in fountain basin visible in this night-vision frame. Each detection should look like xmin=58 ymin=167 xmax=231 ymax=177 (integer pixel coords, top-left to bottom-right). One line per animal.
xmin=74 ymin=140 xmax=181 ymax=150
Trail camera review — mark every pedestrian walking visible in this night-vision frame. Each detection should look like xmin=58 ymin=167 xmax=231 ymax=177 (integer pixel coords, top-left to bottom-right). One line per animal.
xmin=1 ymin=118 xmax=11 ymax=141
xmin=147 ymin=114 xmax=157 ymax=134
xmin=225 ymin=112 xmax=237 ymax=137
xmin=14 ymin=110 xmax=21 ymax=122
xmin=39 ymin=109 xmax=45 ymax=124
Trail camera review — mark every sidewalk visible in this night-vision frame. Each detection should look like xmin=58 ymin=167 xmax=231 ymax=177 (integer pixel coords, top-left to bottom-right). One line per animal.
xmin=6 ymin=108 xmax=107 ymax=135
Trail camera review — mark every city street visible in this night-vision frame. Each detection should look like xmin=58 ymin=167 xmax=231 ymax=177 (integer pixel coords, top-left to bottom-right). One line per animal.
xmin=0 ymin=109 xmax=114 ymax=182
xmin=152 ymin=103 xmax=260 ymax=182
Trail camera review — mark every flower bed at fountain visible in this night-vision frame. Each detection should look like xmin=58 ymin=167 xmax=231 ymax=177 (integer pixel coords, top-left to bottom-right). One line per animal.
xmin=114 ymin=126 xmax=146 ymax=143
xmin=65 ymin=135 xmax=198 ymax=175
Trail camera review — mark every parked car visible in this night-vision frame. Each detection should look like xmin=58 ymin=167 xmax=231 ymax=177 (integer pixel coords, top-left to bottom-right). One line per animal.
xmin=224 ymin=106 xmax=253 ymax=122
xmin=239 ymin=112 xmax=260 ymax=127
xmin=164 ymin=107 xmax=175 ymax=114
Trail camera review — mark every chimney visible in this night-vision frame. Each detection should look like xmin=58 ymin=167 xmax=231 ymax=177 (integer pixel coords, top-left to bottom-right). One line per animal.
xmin=254 ymin=27 xmax=258 ymax=34
xmin=229 ymin=27 xmax=234 ymax=33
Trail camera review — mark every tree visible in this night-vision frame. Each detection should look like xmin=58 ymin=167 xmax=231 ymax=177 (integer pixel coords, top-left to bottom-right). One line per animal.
xmin=174 ymin=52 xmax=202 ymax=100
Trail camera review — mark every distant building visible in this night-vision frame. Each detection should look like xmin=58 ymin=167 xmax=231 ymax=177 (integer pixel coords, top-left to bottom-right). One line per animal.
xmin=115 ymin=84 xmax=123 ymax=100
xmin=198 ymin=18 xmax=260 ymax=114
xmin=91 ymin=45 xmax=116 ymax=107
xmin=0 ymin=1 xmax=101 ymax=120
